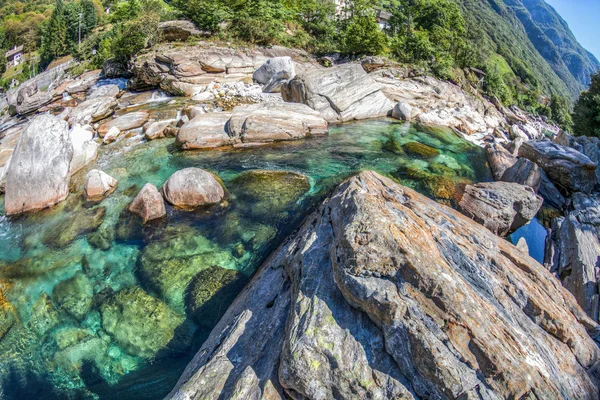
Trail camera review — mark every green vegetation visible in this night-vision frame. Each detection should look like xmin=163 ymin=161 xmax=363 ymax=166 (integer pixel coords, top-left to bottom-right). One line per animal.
xmin=573 ymin=72 xmax=600 ymax=138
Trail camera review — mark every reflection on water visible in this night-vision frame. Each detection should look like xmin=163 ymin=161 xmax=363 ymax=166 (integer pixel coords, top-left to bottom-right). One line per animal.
xmin=0 ymin=119 xmax=492 ymax=399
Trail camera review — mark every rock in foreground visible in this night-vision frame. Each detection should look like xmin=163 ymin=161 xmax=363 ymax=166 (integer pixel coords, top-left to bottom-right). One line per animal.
xmin=168 ymin=171 xmax=600 ymax=400
xmin=85 ymin=169 xmax=118 ymax=201
xmin=4 ymin=115 xmax=73 ymax=215
xmin=129 ymin=183 xmax=166 ymax=223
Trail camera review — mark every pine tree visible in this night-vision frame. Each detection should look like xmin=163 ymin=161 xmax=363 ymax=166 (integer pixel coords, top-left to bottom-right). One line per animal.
xmin=41 ymin=0 xmax=68 ymax=66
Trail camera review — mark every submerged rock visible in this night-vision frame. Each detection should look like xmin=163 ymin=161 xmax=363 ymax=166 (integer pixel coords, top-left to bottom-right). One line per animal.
xmin=5 ymin=115 xmax=73 ymax=215
xmin=28 ymin=293 xmax=60 ymax=337
xmin=137 ymin=227 xmax=236 ymax=311
xmin=229 ymin=170 xmax=310 ymax=220
xmin=42 ymin=207 xmax=106 ymax=248
xmin=100 ymin=287 xmax=184 ymax=359
xmin=85 ymin=170 xmax=118 ymax=202
xmin=282 ymin=64 xmax=394 ymax=122
xmin=402 ymin=141 xmax=440 ymax=159
xmin=129 ymin=183 xmax=167 ymax=223
xmin=161 ymin=168 xmax=225 ymax=210
xmin=52 ymin=272 xmax=93 ymax=321
xmin=0 ymin=287 xmax=16 ymax=341
xmin=185 ymin=266 xmax=246 ymax=327
xmin=518 ymin=140 xmax=597 ymax=194
xmin=168 ymin=171 xmax=600 ymax=400
xmin=459 ymin=181 xmax=543 ymax=236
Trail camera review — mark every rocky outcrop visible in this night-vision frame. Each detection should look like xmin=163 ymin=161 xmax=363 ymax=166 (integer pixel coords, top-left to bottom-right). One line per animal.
xmin=144 ymin=119 xmax=178 ymax=140
xmin=158 ymin=20 xmax=205 ymax=42
xmin=97 ymin=111 xmax=150 ymax=138
xmin=546 ymin=193 xmax=600 ymax=322
xmin=85 ymin=169 xmax=118 ymax=201
xmin=128 ymin=43 xmax=311 ymax=95
xmin=161 ymin=168 xmax=225 ymax=210
xmin=281 ymin=64 xmax=395 ymax=122
xmin=374 ymin=72 xmax=504 ymax=135
xmin=459 ymin=181 xmax=543 ymax=236
xmin=176 ymin=103 xmax=328 ymax=149
xmin=129 ymin=183 xmax=167 ymax=223
xmin=4 ymin=115 xmax=73 ymax=215
xmin=168 ymin=171 xmax=600 ymax=400
xmin=253 ymin=56 xmax=295 ymax=93
xmin=66 ymin=70 xmax=102 ymax=94
xmin=519 ymin=140 xmax=597 ymax=194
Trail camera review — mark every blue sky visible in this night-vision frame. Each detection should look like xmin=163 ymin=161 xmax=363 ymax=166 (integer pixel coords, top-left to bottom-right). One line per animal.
xmin=545 ymin=0 xmax=600 ymax=60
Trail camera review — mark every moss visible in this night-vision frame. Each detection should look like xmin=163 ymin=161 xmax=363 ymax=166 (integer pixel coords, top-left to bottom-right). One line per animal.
xmin=28 ymin=293 xmax=60 ymax=337
xmin=52 ymin=272 xmax=94 ymax=321
xmin=100 ymin=287 xmax=184 ymax=359
xmin=402 ymin=141 xmax=440 ymax=159
xmin=43 ymin=207 xmax=107 ymax=249
xmin=185 ymin=266 xmax=246 ymax=327
xmin=382 ymin=138 xmax=405 ymax=155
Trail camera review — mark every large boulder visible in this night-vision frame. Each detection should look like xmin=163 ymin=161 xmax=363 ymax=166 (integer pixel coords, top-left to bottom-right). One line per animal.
xmin=176 ymin=103 xmax=328 ymax=149
xmin=69 ymin=125 xmax=99 ymax=175
xmin=69 ymin=96 xmax=118 ymax=126
xmin=129 ymin=183 xmax=167 ymax=223
xmin=176 ymin=112 xmax=233 ymax=149
xmin=162 ymin=168 xmax=225 ymax=210
xmin=85 ymin=169 xmax=118 ymax=201
xmin=4 ymin=115 xmax=73 ymax=215
xmin=253 ymin=57 xmax=296 ymax=93
xmin=97 ymin=111 xmax=150 ymax=138
xmin=281 ymin=64 xmax=395 ymax=122
xmin=168 ymin=171 xmax=600 ymax=400
xmin=66 ymin=70 xmax=102 ymax=94
xmin=459 ymin=182 xmax=543 ymax=236
xmin=500 ymin=158 xmax=541 ymax=192
xmin=518 ymin=140 xmax=597 ymax=194
xmin=228 ymin=102 xmax=328 ymax=143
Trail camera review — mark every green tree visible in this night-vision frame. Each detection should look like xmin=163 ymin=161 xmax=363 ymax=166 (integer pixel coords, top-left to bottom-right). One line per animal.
xmin=40 ymin=0 xmax=68 ymax=66
xmin=338 ymin=0 xmax=387 ymax=55
xmin=549 ymin=94 xmax=573 ymax=132
xmin=573 ymin=72 xmax=600 ymax=138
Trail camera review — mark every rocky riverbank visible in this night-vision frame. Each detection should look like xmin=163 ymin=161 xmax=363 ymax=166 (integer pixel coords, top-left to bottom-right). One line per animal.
xmin=1 ymin=26 xmax=600 ymax=399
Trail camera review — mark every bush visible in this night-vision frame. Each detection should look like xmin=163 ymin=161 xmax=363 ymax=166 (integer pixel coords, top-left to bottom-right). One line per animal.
xmin=573 ymin=72 xmax=600 ymax=137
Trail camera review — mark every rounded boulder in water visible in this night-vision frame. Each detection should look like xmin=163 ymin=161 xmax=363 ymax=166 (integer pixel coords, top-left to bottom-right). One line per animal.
xmin=161 ymin=168 xmax=225 ymax=210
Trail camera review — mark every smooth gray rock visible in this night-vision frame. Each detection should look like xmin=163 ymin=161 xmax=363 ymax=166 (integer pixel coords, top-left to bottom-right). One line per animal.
xmin=85 ymin=169 xmax=118 ymax=201
xmin=518 ymin=140 xmax=597 ymax=194
xmin=5 ymin=115 xmax=73 ymax=215
xmin=162 ymin=168 xmax=224 ymax=210
xmin=391 ymin=102 xmax=413 ymax=121
xmin=538 ymin=170 xmax=567 ymax=210
xmin=69 ymin=96 xmax=118 ymax=126
xmin=253 ymin=57 xmax=296 ymax=93
xmin=88 ymin=84 xmax=120 ymax=100
xmin=168 ymin=171 xmax=600 ymax=400
xmin=158 ymin=20 xmax=204 ymax=42
xmin=459 ymin=181 xmax=543 ymax=236
xmin=281 ymin=64 xmax=395 ymax=122
xmin=501 ymin=158 xmax=541 ymax=192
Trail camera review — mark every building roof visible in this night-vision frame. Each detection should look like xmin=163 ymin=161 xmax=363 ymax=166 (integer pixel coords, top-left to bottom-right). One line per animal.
xmin=5 ymin=45 xmax=24 ymax=59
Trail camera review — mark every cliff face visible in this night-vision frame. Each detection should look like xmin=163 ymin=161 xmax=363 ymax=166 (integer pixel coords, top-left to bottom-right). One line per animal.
xmin=457 ymin=0 xmax=599 ymax=100
xmin=506 ymin=0 xmax=600 ymax=92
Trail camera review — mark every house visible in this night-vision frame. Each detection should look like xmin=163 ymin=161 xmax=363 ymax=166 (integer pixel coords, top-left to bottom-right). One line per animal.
xmin=5 ymin=45 xmax=24 ymax=67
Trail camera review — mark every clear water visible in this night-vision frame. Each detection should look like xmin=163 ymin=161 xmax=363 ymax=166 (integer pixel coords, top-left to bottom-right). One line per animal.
xmin=510 ymin=218 xmax=548 ymax=264
xmin=0 ymin=119 xmax=492 ymax=399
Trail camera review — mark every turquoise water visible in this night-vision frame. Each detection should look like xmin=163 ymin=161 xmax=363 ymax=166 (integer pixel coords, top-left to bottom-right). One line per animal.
xmin=0 ymin=119 xmax=492 ymax=399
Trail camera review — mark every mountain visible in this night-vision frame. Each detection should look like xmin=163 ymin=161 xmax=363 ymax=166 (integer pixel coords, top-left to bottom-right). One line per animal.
xmin=457 ymin=0 xmax=600 ymax=100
